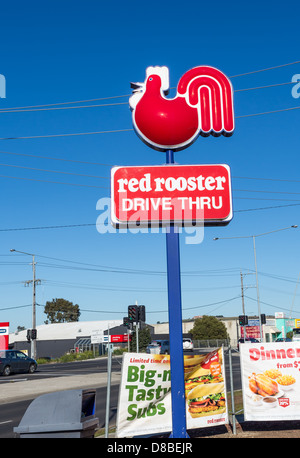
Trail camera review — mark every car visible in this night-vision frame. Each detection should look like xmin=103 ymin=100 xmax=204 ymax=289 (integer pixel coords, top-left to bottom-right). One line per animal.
xmin=183 ymin=338 xmax=193 ymax=351
xmin=146 ymin=340 xmax=170 ymax=355
xmin=275 ymin=337 xmax=292 ymax=342
xmin=0 ymin=350 xmax=37 ymax=376
xmin=237 ymin=338 xmax=259 ymax=351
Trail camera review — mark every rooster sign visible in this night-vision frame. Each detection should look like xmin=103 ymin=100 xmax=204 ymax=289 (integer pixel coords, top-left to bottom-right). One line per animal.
xmin=129 ymin=66 xmax=235 ymax=152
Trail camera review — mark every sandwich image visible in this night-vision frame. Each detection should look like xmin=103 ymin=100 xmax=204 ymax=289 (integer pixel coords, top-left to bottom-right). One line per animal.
xmin=187 ymin=382 xmax=226 ymax=418
xmin=185 ymin=370 xmax=224 ymax=395
xmin=183 ymin=355 xmax=206 ymax=376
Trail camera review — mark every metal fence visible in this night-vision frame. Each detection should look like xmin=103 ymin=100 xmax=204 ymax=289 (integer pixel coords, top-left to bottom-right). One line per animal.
xmin=193 ymin=338 xmax=230 ymax=349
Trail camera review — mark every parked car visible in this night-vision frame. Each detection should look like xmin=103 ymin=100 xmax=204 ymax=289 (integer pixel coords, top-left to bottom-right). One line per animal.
xmin=275 ymin=337 xmax=292 ymax=342
xmin=0 ymin=350 xmax=37 ymax=376
xmin=146 ymin=340 xmax=170 ymax=355
xmin=183 ymin=338 xmax=193 ymax=351
xmin=237 ymin=338 xmax=259 ymax=351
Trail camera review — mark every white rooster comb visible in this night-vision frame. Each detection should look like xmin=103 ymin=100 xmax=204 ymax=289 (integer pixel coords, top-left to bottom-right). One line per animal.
xmin=145 ymin=66 xmax=169 ymax=93
xmin=129 ymin=66 xmax=170 ymax=110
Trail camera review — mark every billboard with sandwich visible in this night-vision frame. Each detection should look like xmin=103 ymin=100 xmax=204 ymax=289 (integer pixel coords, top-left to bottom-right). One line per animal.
xmin=117 ymin=348 xmax=228 ymax=437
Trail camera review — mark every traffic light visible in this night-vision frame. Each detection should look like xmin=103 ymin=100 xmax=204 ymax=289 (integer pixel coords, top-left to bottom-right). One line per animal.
xmin=138 ymin=305 xmax=146 ymax=322
xmin=261 ymin=314 xmax=266 ymax=325
xmin=27 ymin=329 xmax=31 ymax=343
xmin=239 ymin=315 xmax=248 ymax=326
xmin=128 ymin=305 xmax=138 ymax=322
xmin=123 ymin=317 xmax=130 ymax=327
xmin=31 ymin=329 xmax=37 ymax=340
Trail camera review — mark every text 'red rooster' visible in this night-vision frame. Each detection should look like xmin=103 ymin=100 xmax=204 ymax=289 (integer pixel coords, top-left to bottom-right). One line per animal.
xmin=129 ymin=66 xmax=235 ymax=152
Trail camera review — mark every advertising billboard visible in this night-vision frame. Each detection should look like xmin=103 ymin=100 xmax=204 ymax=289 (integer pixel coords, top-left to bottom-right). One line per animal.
xmin=117 ymin=348 xmax=227 ymax=437
xmin=241 ymin=342 xmax=300 ymax=421
xmin=111 ymin=164 xmax=232 ymax=228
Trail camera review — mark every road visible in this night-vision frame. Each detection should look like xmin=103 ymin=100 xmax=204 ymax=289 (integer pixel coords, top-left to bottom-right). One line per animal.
xmin=0 ymin=351 xmax=242 ymax=438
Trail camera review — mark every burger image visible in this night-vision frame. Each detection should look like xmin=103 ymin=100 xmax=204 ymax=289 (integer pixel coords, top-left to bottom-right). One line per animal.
xmin=185 ymin=370 xmax=224 ymax=395
xmin=187 ymin=383 xmax=226 ymax=418
xmin=184 ymin=354 xmax=206 ymax=376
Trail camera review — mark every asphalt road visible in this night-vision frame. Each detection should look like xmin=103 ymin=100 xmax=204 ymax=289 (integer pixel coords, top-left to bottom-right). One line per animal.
xmin=0 ymin=351 xmax=242 ymax=438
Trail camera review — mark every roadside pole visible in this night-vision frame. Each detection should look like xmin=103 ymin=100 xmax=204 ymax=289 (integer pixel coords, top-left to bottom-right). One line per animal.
xmin=105 ymin=343 xmax=113 ymax=438
xmin=228 ymin=344 xmax=237 ymax=435
xmin=165 ymin=149 xmax=188 ymax=439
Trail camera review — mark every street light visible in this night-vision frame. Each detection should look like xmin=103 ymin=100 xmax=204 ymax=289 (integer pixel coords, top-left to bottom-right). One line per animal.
xmin=213 ymin=225 xmax=298 ymax=341
xmin=10 ymin=249 xmax=37 ymax=359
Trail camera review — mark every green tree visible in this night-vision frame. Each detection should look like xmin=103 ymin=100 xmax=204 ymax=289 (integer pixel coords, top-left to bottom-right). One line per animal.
xmin=44 ymin=298 xmax=80 ymax=324
xmin=190 ymin=316 xmax=228 ymax=340
xmin=130 ymin=326 xmax=152 ymax=352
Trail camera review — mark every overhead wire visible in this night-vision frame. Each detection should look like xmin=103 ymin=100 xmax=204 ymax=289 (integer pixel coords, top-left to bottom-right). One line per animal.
xmin=0 ymin=81 xmax=295 ymax=113
xmin=1 ymin=56 xmax=300 ymax=113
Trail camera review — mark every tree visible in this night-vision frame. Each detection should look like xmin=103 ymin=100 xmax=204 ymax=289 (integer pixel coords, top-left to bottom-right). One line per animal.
xmin=44 ymin=298 xmax=80 ymax=324
xmin=129 ymin=326 xmax=152 ymax=352
xmin=190 ymin=315 xmax=228 ymax=340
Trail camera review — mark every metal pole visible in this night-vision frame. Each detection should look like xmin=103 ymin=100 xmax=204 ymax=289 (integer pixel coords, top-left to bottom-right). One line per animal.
xmin=105 ymin=343 xmax=113 ymax=438
xmin=31 ymin=255 xmax=36 ymax=360
xmin=135 ymin=300 xmax=139 ymax=352
xmin=228 ymin=345 xmax=236 ymax=434
xmin=240 ymin=271 xmax=246 ymax=340
xmin=136 ymin=323 xmax=139 ymax=353
xmin=252 ymin=236 xmax=262 ymax=341
xmin=165 ymin=149 xmax=188 ymax=439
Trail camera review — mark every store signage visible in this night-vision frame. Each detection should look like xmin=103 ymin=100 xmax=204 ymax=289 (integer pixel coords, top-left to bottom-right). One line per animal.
xmin=0 ymin=322 xmax=9 ymax=350
xmin=241 ymin=342 xmax=300 ymax=421
xmin=111 ymin=164 xmax=232 ymax=227
xmin=129 ymin=65 xmax=234 ymax=151
xmin=110 ymin=334 xmax=129 ymax=343
xmin=117 ymin=349 xmax=227 ymax=437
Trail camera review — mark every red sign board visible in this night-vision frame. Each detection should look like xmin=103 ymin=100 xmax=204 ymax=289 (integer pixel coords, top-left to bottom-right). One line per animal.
xmin=110 ymin=334 xmax=129 ymax=343
xmin=111 ymin=164 xmax=232 ymax=227
xmin=0 ymin=322 xmax=9 ymax=350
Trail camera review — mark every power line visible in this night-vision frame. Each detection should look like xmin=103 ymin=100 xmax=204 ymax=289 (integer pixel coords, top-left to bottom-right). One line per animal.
xmin=0 ymin=202 xmax=298 ymax=232
xmin=0 ymin=174 xmax=108 ymax=188
xmin=229 ymin=60 xmax=300 ymax=78
xmin=0 ymin=128 xmax=133 ymax=141
xmin=0 ymin=162 xmax=109 ymax=179
xmin=0 ymin=101 xmax=128 ymax=113
xmin=0 ymin=150 xmax=299 ymax=185
xmin=234 ymin=175 xmax=300 ymax=184
xmin=0 ymin=304 xmax=32 ymax=311
xmin=0 ymin=57 xmax=298 ymax=113
xmin=0 ymin=94 xmax=131 ymax=111
xmin=0 ymin=81 xmax=295 ymax=113
xmin=236 ymin=105 xmax=300 ymax=119
xmin=0 ymin=104 xmax=299 ymax=141
xmin=0 ymin=150 xmax=113 ymax=166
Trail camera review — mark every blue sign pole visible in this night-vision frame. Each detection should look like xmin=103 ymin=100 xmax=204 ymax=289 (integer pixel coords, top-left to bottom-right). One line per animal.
xmin=165 ymin=149 xmax=189 ymax=438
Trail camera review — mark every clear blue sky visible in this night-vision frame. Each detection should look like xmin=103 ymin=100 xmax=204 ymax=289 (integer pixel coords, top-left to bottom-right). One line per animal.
xmin=0 ymin=0 xmax=299 ymax=332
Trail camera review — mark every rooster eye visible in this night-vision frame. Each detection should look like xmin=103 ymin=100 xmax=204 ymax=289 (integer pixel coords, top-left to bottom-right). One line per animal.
xmin=149 ymin=77 xmax=153 ymax=81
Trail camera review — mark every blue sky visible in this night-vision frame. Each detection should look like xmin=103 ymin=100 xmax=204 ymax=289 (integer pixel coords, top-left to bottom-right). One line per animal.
xmin=0 ymin=0 xmax=299 ymax=332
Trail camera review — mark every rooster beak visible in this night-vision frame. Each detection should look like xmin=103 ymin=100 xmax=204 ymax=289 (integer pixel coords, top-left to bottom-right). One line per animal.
xmin=130 ymin=82 xmax=144 ymax=93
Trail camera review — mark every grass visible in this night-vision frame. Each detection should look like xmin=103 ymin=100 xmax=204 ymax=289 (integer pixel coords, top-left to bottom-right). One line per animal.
xmin=36 ymin=350 xmax=96 ymax=364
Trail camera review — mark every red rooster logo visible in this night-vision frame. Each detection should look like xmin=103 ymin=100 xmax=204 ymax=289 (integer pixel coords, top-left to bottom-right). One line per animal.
xmin=129 ymin=66 xmax=235 ymax=152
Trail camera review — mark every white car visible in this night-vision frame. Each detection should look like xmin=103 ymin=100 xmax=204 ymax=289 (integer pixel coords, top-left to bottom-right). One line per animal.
xmin=183 ymin=338 xmax=193 ymax=351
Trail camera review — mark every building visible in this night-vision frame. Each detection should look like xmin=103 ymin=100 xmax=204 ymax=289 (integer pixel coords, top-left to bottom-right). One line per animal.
xmin=9 ymin=320 xmax=124 ymax=359
xmin=9 ymin=312 xmax=299 ymax=359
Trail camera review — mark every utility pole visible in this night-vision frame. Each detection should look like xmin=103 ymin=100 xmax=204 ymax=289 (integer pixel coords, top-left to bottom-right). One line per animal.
xmin=32 ymin=255 xmax=36 ymax=359
xmin=10 ymin=249 xmax=40 ymax=359
xmin=240 ymin=271 xmax=246 ymax=340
